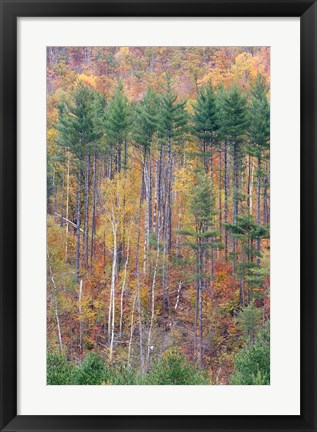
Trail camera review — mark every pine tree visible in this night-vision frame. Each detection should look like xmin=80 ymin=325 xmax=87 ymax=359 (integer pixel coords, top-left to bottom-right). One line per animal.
xmin=225 ymin=214 xmax=268 ymax=304
xmin=106 ymin=80 xmax=131 ymax=173
xmin=220 ymin=86 xmax=249 ymax=273
xmin=157 ymin=76 xmax=188 ymax=316
xmin=192 ymin=81 xmax=218 ymax=173
xmin=249 ymin=74 xmax=270 ymax=261
xmin=177 ymin=171 xmax=217 ymax=368
xmin=56 ymin=81 xmax=99 ymax=281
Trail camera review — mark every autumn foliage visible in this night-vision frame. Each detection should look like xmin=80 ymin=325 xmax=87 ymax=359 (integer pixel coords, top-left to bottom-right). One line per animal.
xmin=47 ymin=47 xmax=270 ymax=385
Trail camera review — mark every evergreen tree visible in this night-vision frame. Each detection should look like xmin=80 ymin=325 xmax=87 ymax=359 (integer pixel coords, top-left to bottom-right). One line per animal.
xmin=133 ymin=88 xmax=159 ymax=156
xmin=220 ymin=86 xmax=249 ymax=273
xmin=225 ymin=214 xmax=268 ymax=304
xmin=106 ymin=80 xmax=131 ymax=173
xmin=192 ymin=81 xmax=218 ymax=173
xmin=156 ymin=75 xmax=188 ymax=316
xmin=249 ymin=74 xmax=270 ymax=260
xmin=177 ymin=171 xmax=217 ymax=368
xmin=56 ymin=81 xmax=99 ymax=281
xmin=158 ymin=75 xmax=188 ymax=253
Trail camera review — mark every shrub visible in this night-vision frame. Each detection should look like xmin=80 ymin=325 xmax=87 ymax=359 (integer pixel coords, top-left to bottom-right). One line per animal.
xmin=47 ymin=352 xmax=77 ymax=385
xmin=76 ymin=352 xmax=108 ymax=385
xmin=106 ymin=364 xmax=143 ymax=385
xmin=146 ymin=350 xmax=209 ymax=385
xmin=229 ymin=324 xmax=270 ymax=385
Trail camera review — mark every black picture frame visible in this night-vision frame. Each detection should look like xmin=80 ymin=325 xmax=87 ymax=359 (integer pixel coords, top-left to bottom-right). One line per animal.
xmin=0 ymin=1 xmax=316 ymax=431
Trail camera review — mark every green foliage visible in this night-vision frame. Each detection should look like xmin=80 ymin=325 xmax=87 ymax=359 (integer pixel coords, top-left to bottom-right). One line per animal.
xmin=76 ymin=352 xmax=108 ymax=385
xmin=57 ymin=81 xmax=100 ymax=159
xmin=158 ymin=75 xmax=188 ymax=143
xmin=192 ymin=81 xmax=218 ymax=141
xmin=249 ymin=74 xmax=270 ymax=157
xmin=47 ymin=351 xmax=208 ymax=385
xmin=219 ymin=86 xmax=249 ymax=142
xmin=47 ymin=352 xmax=77 ymax=385
xmin=104 ymin=364 xmax=144 ymax=385
xmin=225 ymin=214 xmax=269 ymax=296
xmin=229 ymin=324 xmax=270 ymax=385
xmin=146 ymin=350 xmax=209 ymax=385
xmin=192 ymin=82 xmax=218 ymax=167
xmin=177 ymin=170 xmax=216 ymax=240
xmin=106 ymin=80 xmax=131 ymax=145
xmin=236 ymin=301 xmax=262 ymax=342
xmin=133 ymin=88 xmax=159 ymax=153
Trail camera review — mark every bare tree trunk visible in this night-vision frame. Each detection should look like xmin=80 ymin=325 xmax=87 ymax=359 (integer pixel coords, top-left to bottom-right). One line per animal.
xmin=60 ymin=170 xmax=64 ymax=228
xmin=198 ymin=239 xmax=203 ymax=369
xmin=250 ymin=163 xmax=254 ymax=216
xmin=65 ymin=151 xmax=70 ymax=263
xmin=84 ymin=152 xmax=90 ymax=268
xmin=127 ymin=293 xmax=137 ymax=367
xmin=224 ymin=141 xmax=229 ymax=259
xmin=256 ymin=156 xmax=261 ymax=265
xmin=147 ymin=221 xmax=161 ymax=369
xmin=48 ymin=260 xmax=63 ymax=353
xmin=135 ymin=170 xmax=145 ymax=372
xmin=232 ymin=142 xmax=239 ymax=275
xmin=90 ymin=152 xmax=97 ymax=270
xmin=79 ymin=279 xmax=83 ymax=353
xmin=119 ymin=229 xmax=130 ymax=338
xmin=109 ymin=225 xmax=117 ymax=362
xmin=55 ymin=301 xmax=63 ymax=353
xmin=218 ymin=146 xmax=222 ymax=234
xmin=75 ymin=161 xmax=81 ymax=284
xmin=167 ymin=135 xmax=172 ymax=255
xmin=247 ymin=153 xmax=251 ymax=213
xmin=153 ymin=141 xmax=159 ymax=234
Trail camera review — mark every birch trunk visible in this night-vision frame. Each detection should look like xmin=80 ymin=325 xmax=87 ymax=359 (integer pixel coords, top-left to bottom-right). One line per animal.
xmin=146 ymin=222 xmax=161 ymax=369
xmin=109 ymin=224 xmax=117 ymax=362
xmin=119 ymin=230 xmax=130 ymax=338
xmin=48 ymin=261 xmax=63 ymax=353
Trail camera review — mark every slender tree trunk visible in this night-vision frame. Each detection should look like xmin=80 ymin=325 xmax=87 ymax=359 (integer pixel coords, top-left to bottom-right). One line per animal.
xmin=256 ymin=156 xmax=261 ymax=265
xmin=84 ymin=152 xmax=90 ymax=268
xmin=79 ymin=279 xmax=83 ymax=353
xmin=153 ymin=140 xmax=159 ymax=234
xmin=75 ymin=160 xmax=82 ymax=284
xmin=109 ymin=225 xmax=117 ymax=362
xmin=147 ymin=222 xmax=160 ymax=369
xmin=167 ymin=135 xmax=172 ymax=255
xmin=247 ymin=154 xmax=251 ymax=213
xmin=194 ymin=244 xmax=199 ymax=360
xmin=198 ymin=238 xmax=203 ymax=369
xmin=232 ymin=142 xmax=239 ymax=275
xmin=224 ymin=141 xmax=229 ymax=259
xmin=60 ymin=170 xmax=65 ymax=228
xmin=90 ymin=152 xmax=97 ymax=270
xmin=65 ymin=151 xmax=70 ymax=263
xmin=53 ymin=170 xmax=57 ymax=223
xmin=135 ymin=169 xmax=145 ymax=372
xmin=250 ymin=163 xmax=254 ymax=216
xmin=48 ymin=261 xmax=63 ymax=353
xmin=127 ymin=293 xmax=137 ymax=367
xmin=119 ymin=230 xmax=130 ymax=338
xmin=218 ymin=145 xmax=222 ymax=234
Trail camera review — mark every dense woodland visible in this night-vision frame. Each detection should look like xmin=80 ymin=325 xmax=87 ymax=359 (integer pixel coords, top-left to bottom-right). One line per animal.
xmin=47 ymin=47 xmax=270 ymax=385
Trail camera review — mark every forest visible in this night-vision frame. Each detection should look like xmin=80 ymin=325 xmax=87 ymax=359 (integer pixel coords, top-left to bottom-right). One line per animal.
xmin=47 ymin=47 xmax=270 ymax=385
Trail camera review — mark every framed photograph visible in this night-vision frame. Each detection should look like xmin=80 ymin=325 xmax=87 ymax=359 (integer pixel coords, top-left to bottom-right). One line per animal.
xmin=0 ymin=0 xmax=316 ymax=431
